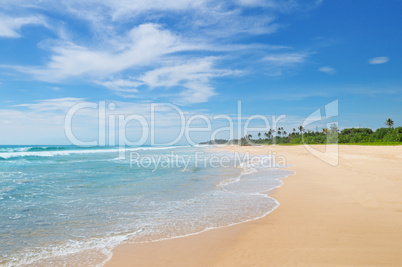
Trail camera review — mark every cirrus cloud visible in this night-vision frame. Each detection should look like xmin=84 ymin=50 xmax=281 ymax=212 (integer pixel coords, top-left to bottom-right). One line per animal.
xmin=368 ymin=56 xmax=389 ymax=65
xmin=318 ymin=66 xmax=336 ymax=74
xmin=0 ymin=14 xmax=47 ymax=38
xmin=0 ymin=0 xmax=323 ymax=104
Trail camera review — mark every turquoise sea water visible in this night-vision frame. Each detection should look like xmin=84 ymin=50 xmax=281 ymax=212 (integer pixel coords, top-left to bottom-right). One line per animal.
xmin=0 ymin=145 xmax=293 ymax=266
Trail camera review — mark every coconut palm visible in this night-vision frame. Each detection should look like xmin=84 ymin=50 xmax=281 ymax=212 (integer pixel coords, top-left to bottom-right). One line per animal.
xmin=258 ymin=132 xmax=261 ymax=139
xmin=280 ymin=127 xmax=285 ymax=137
xmin=298 ymin=125 xmax=304 ymax=134
xmin=385 ymin=118 xmax=394 ymax=128
xmin=330 ymin=123 xmax=339 ymax=133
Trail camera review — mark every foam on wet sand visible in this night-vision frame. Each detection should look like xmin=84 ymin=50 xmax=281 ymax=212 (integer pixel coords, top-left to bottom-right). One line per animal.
xmin=106 ymin=145 xmax=402 ymax=266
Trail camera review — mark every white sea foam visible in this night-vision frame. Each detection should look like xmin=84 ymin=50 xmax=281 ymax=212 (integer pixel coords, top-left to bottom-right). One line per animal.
xmin=0 ymin=146 xmax=190 ymax=159
xmin=2 ymin=232 xmax=140 ymax=267
xmin=0 ymin=147 xmax=33 ymax=153
xmin=0 ymin=148 xmax=294 ymax=267
xmin=217 ymin=154 xmax=274 ymax=189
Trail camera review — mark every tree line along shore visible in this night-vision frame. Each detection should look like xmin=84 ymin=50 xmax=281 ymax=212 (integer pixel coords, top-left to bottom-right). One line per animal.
xmin=200 ymin=119 xmax=402 ymax=145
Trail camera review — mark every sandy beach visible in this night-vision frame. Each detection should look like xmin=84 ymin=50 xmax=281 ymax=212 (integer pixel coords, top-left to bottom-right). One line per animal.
xmin=106 ymin=145 xmax=402 ymax=266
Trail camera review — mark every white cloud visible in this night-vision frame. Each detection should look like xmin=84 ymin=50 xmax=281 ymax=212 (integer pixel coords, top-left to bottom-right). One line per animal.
xmin=11 ymin=23 xmax=192 ymax=82
xmin=4 ymin=22 xmax=241 ymax=103
xmin=368 ymin=56 xmax=389 ymax=65
xmin=0 ymin=14 xmax=46 ymax=38
xmin=87 ymin=0 xmax=207 ymax=19
xmin=0 ymin=0 xmax=289 ymax=39
xmin=178 ymin=81 xmax=216 ymax=104
xmin=263 ymin=52 xmax=308 ymax=65
xmin=14 ymin=97 xmax=86 ymax=112
xmin=262 ymin=52 xmax=309 ymax=76
xmin=0 ymin=0 xmax=321 ymax=104
xmin=234 ymin=0 xmax=322 ymax=10
xmin=0 ymin=98 xmax=85 ymax=144
xmin=140 ymin=58 xmax=235 ymax=87
xmin=101 ymin=58 xmax=242 ymax=103
xmin=318 ymin=66 xmax=336 ymax=74
xmin=188 ymin=8 xmax=280 ymax=38
xmin=139 ymin=59 xmax=222 ymax=104
xmin=235 ymin=0 xmax=278 ymax=7
xmin=0 ymin=97 xmax=214 ymax=144
xmin=98 ymin=79 xmax=141 ymax=98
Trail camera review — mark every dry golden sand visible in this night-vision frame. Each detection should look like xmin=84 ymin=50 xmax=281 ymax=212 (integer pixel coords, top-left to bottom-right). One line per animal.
xmin=106 ymin=145 xmax=402 ymax=266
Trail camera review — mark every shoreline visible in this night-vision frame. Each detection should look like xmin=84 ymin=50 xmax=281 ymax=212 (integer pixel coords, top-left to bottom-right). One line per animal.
xmin=106 ymin=145 xmax=402 ymax=266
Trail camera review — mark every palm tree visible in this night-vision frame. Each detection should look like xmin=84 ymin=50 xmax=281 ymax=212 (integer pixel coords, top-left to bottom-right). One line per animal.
xmin=322 ymin=128 xmax=329 ymax=135
xmin=258 ymin=132 xmax=261 ymax=139
xmin=385 ymin=118 xmax=394 ymax=128
xmin=270 ymin=129 xmax=277 ymax=144
xmin=298 ymin=126 xmax=304 ymax=134
xmin=283 ymin=130 xmax=287 ymax=136
xmin=243 ymin=134 xmax=252 ymax=144
xmin=330 ymin=123 xmax=339 ymax=133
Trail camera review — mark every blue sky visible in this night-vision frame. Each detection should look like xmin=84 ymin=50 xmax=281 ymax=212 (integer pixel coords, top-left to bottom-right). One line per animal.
xmin=0 ymin=0 xmax=401 ymax=144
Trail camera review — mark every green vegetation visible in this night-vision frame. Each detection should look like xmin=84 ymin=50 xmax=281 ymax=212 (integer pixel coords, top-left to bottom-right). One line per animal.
xmin=339 ymin=142 xmax=402 ymax=146
xmin=200 ymin=119 xmax=402 ymax=146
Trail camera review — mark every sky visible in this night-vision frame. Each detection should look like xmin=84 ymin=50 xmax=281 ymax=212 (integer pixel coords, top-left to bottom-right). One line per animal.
xmin=0 ymin=0 xmax=401 ymax=145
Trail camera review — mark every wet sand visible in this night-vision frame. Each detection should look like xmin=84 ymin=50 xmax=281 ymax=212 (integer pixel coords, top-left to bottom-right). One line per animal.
xmin=106 ymin=145 xmax=402 ymax=266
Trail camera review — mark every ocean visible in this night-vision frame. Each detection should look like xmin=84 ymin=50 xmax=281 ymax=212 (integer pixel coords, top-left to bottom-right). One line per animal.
xmin=0 ymin=145 xmax=293 ymax=266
